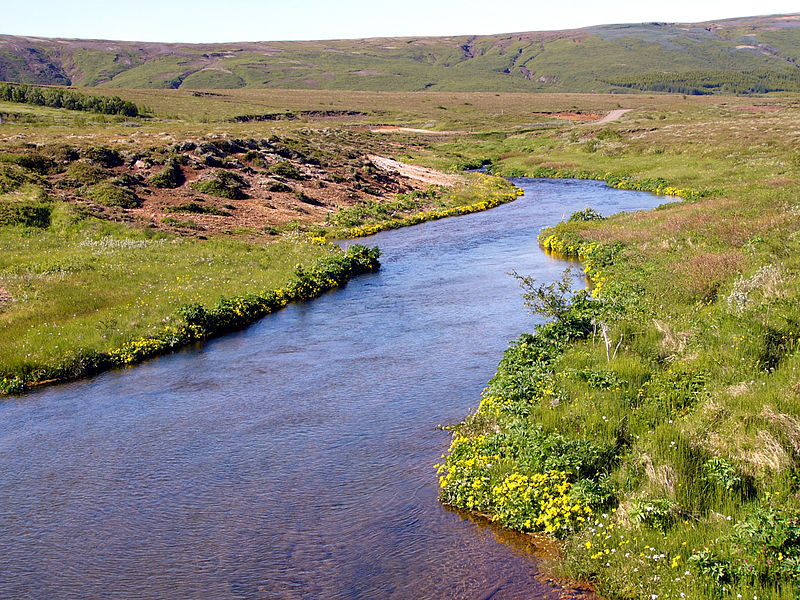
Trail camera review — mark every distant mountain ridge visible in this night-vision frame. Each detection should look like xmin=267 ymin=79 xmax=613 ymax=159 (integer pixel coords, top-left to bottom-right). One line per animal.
xmin=1 ymin=13 xmax=800 ymax=92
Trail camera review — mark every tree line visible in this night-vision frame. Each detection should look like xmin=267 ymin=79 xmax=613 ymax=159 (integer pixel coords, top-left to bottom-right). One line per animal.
xmin=0 ymin=82 xmax=141 ymax=117
xmin=604 ymin=70 xmax=800 ymax=95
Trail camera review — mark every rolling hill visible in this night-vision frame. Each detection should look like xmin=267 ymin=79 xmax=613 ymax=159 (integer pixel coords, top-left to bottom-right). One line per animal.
xmin=1 ymin=13 xmax=800 ymax=92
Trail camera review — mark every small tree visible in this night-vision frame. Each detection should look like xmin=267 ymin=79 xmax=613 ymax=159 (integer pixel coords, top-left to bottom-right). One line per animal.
xmin=511 ymin=267 xmax=576 ymax=321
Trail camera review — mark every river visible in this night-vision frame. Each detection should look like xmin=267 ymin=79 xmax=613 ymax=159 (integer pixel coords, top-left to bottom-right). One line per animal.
xmin=0 ymin=179 xmax=667 ymax=599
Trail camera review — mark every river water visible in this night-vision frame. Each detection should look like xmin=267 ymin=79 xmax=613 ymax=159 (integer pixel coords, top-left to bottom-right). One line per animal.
xmin=0 ymin=179 xmax=667 ymax=600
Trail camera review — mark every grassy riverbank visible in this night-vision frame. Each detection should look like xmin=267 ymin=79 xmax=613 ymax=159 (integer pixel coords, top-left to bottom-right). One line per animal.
xmin=0 ymin=201 xmax=379 ymax=393
xmin=0 ymin=89 xmax=529 ymax=395
xmin=432 ymin=97 xmax=800 ymax=599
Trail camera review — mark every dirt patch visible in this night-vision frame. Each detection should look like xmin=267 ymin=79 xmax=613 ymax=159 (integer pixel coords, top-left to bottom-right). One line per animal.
xmin=767 ymin=177 xmax=797 ymax=186
xmin=369 ymin=126 xmax=470 ymax=135
xmin=735 ymin=105 xmax=782 ymax=113
xmin=0 ymin=286 xmax=12 ymax=305
xmin=30 ymin=136 xmax=439 ymax=239
xmin=367 ymin=155 xmax=464 ymax=187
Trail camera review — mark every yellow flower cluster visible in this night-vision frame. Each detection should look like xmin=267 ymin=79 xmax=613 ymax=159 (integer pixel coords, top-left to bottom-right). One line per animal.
xmin=108 ymin=337 xmax=166 ymax=365
xmin=491 ymin=470 xmax=591 ymax=535
xmin=0 ymin=375 xmax=25 ymax=395
xmin=539 ymin=235 xmax=609 ymax=297
xmin=477 ymin=395 xmax=514 ymax=416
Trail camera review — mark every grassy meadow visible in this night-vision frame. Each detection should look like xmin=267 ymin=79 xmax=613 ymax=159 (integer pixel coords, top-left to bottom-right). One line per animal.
xmin=4 ymin=84 xmax=800 ymax=598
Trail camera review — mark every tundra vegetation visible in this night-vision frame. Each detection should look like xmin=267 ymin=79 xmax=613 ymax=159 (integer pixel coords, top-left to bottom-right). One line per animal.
xmin=2 ymin=82 xmax=800 ymax=599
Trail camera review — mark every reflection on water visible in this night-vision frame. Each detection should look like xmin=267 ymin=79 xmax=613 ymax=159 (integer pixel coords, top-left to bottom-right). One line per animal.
xmin=0 ymin=179 xmax=667 ymax=599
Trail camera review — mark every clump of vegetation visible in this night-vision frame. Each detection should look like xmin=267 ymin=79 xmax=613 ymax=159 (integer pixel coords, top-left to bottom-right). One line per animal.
xmin=161 ymin=216 xmax=201 ymax=229
xmin=148 ymin=158 xmax=184 ymax=188
xmin=83 ymin=147 xmax=124 ymax=168
xmin=190 ymin=170 xmax=247 ymax=199
xmin=0 ymin=152 xmax=58 ymax=175
xmin=271 ymin=160 xmax=302 ymax=179
xmin=67 ymin=162 xmax=111 ymax=184
xmin=266 ymin=181 xmax=292 ymax=193
xmin=88 ymin=182 xmax=141 ymax=208
xmin=0 ymin=202 xmax=52 ymax=227
xmin=568 ymin=207 xmax=604 ymax=222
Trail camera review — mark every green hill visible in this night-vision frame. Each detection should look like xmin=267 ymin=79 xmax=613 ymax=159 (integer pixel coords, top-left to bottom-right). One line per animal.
xmin=1 ymin=13 xmax=800 ymax=92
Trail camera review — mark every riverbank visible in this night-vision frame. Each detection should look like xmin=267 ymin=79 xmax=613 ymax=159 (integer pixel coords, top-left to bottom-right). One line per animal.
xmin=0 ymin=234 xmax=379 ymax=396
xmin=433 ymin=98 xmax=800 ymax=599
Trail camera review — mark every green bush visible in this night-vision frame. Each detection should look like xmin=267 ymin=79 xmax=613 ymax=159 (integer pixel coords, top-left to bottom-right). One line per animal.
xmin=0 ymin=203 xmax=52 ymax=227
xmin=164 ymin=202 xmax=230 ymax=216
xmin=148 ymin=159 xmax=184 ymax=188
xmin=89 ymin=182 xmax=141 ymax=208
xmin=190 ymin=170 xmax=247 ymax=199
xmin=0 ymin=153 xmax=57 ymax=175
xmin=568 ymin=207 xmax=604 ymax=222
xmin=271 ymin=160 xmax=302 ymax=179
xmin=67 ymin=162 xmax=111 ymax=184
xmin=83 ymin=147 xmax=124 ymax=168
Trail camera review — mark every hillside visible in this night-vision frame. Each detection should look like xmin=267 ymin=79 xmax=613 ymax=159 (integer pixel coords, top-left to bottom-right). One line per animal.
xmin=1 ymin=13 xmax=800 ymax=92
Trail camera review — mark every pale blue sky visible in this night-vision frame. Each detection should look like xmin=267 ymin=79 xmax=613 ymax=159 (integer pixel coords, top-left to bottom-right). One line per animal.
xmin=5 ymin=0 xmax=799 ymax=43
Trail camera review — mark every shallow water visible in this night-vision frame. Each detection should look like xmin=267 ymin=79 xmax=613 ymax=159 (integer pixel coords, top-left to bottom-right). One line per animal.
xmin=0 ymin=179 xmax=667 ymax=599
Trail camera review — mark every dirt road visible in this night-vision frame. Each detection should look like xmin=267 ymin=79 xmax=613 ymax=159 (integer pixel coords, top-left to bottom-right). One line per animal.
xmin=593 ymin=108 xmax=632 ymax=125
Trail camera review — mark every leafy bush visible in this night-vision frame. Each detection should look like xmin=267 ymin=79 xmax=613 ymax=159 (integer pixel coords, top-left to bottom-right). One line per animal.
xmin=0 ymin=82 xmax=140 ymax=116
xmin=164 ymin=202 xmax=230 ymax=216
xmin=0 ymin=152 xmax=57 ymax=175
xmin=267 ymin=181 xmax=293 ymax=193
xmin=568 ymin=207 xmax=604 ymax=222
xmin=628 ymin=498 xmax=680 ymax=532
xmin=82 ymin=147 xmax=124 ymax=168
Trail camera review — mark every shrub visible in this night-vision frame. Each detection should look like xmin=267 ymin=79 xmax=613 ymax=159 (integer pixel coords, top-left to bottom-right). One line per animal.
xmin=267 ymin=181 xmax=292 ymax=193
xmin=190 ymin=170 xmax=247 ymax=199
xmin=271 ymin=160 xmax=302 ymax=179
xmin=67 ymin=162 xmax=111 ymax=184
xmin=148 ymin=159 xmax=184 ymax=189
xmin=568 ymin=207 xmax=604 ymax=222
xmin=0 ymin=152 xmax=57 ymax=175
xmin=0 ymin=203 xmax=52 ymax=227
xmin=83 ymin=147 xmax=124 ymax=168
xmin=89 ymin=182 xmax=141 ymax=208
xmin=628 ymin=497 xmax=680 ymax=532
xmin=164 ymin=202 xmax=230 ymax=216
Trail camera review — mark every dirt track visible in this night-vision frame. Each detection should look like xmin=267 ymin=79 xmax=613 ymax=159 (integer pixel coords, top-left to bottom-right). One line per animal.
xmin=593 ymin=108 xmax=632 ymax=124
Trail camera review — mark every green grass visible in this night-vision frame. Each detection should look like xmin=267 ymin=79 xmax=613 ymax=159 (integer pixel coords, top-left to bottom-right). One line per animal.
xmin=427 ymin=96 xmax=800 ymax=598
xmin=0 ymin=204 xmax=334 ymax=381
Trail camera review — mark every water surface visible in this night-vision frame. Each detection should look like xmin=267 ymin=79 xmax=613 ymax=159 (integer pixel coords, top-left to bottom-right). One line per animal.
xmin=0 ymin=179 xmax=667 ymax=599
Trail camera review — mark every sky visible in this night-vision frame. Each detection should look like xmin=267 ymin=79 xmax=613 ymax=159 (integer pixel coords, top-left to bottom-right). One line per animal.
xmin=4 ymin=0 xmax=800 ymax=43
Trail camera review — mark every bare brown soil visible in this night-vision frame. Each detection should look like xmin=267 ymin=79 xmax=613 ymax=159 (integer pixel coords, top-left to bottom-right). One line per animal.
xmin=735 ymin=104 xmax=783 ymax=113
xmin=0 ymin=286 xmax=11 ymax=305
xmin=31 ymin=139 xmax=459 ymax=239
